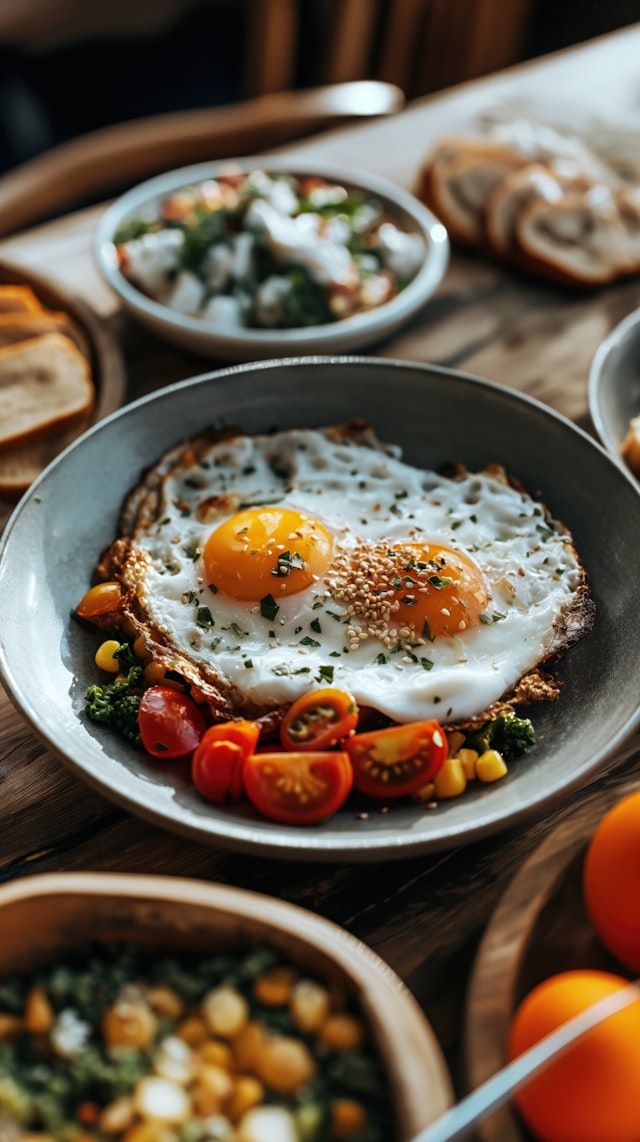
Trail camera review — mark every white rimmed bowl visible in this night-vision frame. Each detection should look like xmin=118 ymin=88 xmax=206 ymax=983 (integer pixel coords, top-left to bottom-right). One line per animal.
xmin=94 ymin=159 xmax=449 ymax=360
xmin=589 ymin=305 xmax=640 ymax=475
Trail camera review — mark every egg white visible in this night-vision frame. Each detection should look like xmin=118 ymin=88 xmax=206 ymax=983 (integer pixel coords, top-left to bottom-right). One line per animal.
xmin=122 ymin=427 xmax=587 ymax=724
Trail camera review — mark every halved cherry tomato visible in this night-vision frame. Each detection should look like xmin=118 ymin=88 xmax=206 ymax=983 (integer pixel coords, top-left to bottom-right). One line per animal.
xmin=75 ymin=581 xmax=122 ymax=620
xmin=243 ymin=751 xmax=353 ymax=825
xmin=344 ymin=720 xmax=447 ymax=798
xmin=191 ymin=720 xmax=260 ymax=803
xmin=280 ymin=688 xmax=359 ymax=751
xmin=138 ymin=685 xmax=206 ymax=759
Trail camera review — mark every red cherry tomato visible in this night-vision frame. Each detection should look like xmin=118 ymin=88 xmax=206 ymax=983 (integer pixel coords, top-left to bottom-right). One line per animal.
xmin=243 ymin=750 xmax=353 ymax=825
xmin=138 ymin=686 xmax=206 ymax=759
xmin=344 ymin=720 xmax=447 ymax=798
xmin=280 ymin=688 xmax=359 ymax=752
xmin=191 ymin=720 xmax=260 ymax=804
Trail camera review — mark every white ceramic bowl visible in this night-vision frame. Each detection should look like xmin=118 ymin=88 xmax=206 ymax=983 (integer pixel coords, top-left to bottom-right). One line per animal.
xmin=94 ymin=159 xmax=449 ymax=360
xmin=589 ymin=305 xmax=640 ymax=475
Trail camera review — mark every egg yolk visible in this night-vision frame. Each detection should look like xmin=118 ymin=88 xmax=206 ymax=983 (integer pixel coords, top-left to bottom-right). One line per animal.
xmin=203 ymin=508 xmax=333 ymax=601
xmin=388 ymin=542 xmax=489 ymax=638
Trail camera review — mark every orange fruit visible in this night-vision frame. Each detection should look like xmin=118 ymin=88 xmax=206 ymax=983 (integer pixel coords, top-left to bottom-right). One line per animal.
xmin=583 ymin=790 xmax=640 ymax=972
xmin=507 ymin=969 xmax=640 ymax=1142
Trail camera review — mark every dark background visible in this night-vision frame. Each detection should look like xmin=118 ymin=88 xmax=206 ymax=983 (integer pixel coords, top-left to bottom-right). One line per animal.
xmin=0 ymin=0 xmax=637 ymax=176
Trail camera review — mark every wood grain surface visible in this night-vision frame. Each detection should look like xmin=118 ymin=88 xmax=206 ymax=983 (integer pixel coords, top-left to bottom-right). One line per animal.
xmin=1 ymin=24 xmax=640 ymax=1100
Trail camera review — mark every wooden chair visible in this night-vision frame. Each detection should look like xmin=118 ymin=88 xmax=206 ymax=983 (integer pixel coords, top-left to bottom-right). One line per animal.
xmin=245 ymin=0 xmax=534 ymax=98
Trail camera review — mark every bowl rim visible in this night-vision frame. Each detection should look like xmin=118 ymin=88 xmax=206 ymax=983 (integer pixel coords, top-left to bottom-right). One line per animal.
xmin=2 ymin=354 xmax=640 ymax=860
xmin=0 ymin=869 xmax=455 ymax=1139
xmin=588 ymin=304 xmax=640 ymax=465
xmin=94 ymin=157 xmax=449 ymax=348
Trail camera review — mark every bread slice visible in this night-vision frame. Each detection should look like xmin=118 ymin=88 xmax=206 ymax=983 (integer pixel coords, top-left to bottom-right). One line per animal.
xmin=417 ymin=137 xmax=527 ymax=245
xmin=0 ymin=285 xmax=43 ymax=313
xmin=0 ymin=309 xmax=90 ymax=357
xmin=0 ymin=416 xmax=91 ymax=498
xmin=0 ymin=333 xmax=94 ymax=449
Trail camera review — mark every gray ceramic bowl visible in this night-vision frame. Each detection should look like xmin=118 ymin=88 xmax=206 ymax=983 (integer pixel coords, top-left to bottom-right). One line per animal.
xmin=589 ymin=306 xmax=640 ymax=474
xmin=94 ymin=159 xmax=449 ymax=360
xmin=1 ymin=357 xmax=640 ymax=860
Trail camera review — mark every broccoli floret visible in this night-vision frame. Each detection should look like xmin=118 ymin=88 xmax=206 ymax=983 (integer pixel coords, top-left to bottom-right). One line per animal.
xmin=85 ymin=681 xmax=141 ymax=748
xmin=113 ymin=642 xmax=144 ymax=687
xmin=465 ymin=711 xmax=535 ymax=763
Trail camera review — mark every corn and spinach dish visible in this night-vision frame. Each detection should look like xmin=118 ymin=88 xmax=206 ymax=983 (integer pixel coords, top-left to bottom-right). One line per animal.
xmin=0 ymin=943 xmax=392 ymax=1142
xmin=113 ymin=171 xmax=426 ymax=329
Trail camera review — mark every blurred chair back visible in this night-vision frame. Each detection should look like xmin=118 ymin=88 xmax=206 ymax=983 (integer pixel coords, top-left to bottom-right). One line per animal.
xmin=246 ymin=0 xmax=534 ymax=97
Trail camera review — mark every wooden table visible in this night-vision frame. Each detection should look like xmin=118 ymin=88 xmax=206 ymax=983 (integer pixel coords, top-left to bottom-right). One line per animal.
xmin=2 ymin=24 xmax=640 ymax=1096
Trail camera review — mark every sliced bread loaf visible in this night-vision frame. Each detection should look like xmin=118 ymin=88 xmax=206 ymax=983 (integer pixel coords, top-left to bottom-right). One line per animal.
xmin=0 ymin=332 xmax=94 ymax=449
xmin=0 ymin=310 xmax=90 ymax=357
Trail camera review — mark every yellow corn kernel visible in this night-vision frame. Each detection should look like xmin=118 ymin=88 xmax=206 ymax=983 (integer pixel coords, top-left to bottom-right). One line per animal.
xmin=290 ymin=979 xmax=330 ymax=1034
xmin=25 ymin=988 xmax=54 ymax=1034
xmin=147 ymin=986 xmax=184 ymax=1020
xmin=331 ymin=1099 xmax=367 ymax=1139
xmin=410 ymin=781 xmax=436 ymax=804
xmin=446 ymin=730 xmax=465 ymax=756
xmin=318 ymin=1015 xmax=364 ymax=1053
xmin=255 ymin=1035 xmax=316 ymax=1094
xmin=457 ymin=748 xmax=479 ymax=781
xmin=197 ymin=1040 xmax=234 ymax=1069
xmin=433 ymin=756 xmax=467 ymax=800
xmin=103 ymin=1000 xmax=157 ymax=1050
xmin=191 ymin=1065 xmax=234 ymax=1117
xmin=95 ymin=640 xmax=121 ymax=673
xmin=226 ymin=1076 xmax=264 ymax=1123
xmin=0 ymin=1013 xmax=23 ymax=1041
xmin=176 ymin=1016 xmax=209 ymax=1047
xmin=476 ymin=749 xmax=508 ymax=783
xmin=202 ymin=986 xmax=249 ymax=1039
xmin=122 ymin=1125 xmax=166 ymax=1142
xmin=99 ymin=1096 xmax=135 ymax=1135
xmin=254 ymin=968 xmax=296 ymax=1007
xmin=133 ymin=634 xmax=152 ymax=662
xmin=144 ymin=662 xmax=166 ymax=686
xmin=232 ymin=1021 xmax=268 ymax=1072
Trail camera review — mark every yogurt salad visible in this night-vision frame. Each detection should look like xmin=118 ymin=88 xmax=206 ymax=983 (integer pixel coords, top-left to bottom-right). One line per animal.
xmin=113 ymin=171 xmax=427 ymax=329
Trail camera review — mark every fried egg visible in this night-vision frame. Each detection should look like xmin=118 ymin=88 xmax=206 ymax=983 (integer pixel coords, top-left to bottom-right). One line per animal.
xmin=108 ymin=424 xmax=593 ymax=724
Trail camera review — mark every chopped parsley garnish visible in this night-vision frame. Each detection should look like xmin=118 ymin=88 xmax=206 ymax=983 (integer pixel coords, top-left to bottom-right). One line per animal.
xmin=208 ymin=583 xmax=218 ymax=594
xmin=182 ymin=590 xmax=200 ymax=605
xmin=480 ymin=611 xmax=507 ymax=624
xmin=316 ymin=665 xmax=334 ymax=684
xmin=197 ymin=607 xmax=214 ymax=628
xmin=299 ymin=636 xmax=320 ymax=647
xmin=420 ymin=658 xmax=434 ymax=671
xmin=260 ymin=594 xmax=279 ymax=621
xmin=375 ymin=652 xmax=388 ymax=664
xmin=310 ymin=618 xmax=322 ymax=634
xmin=390 ymin=575 xmax=403 ymax=589
xmin=327 ymin=610 xmax=342 ymax=621
xmin=428 ymin=574 xmax=452 ymax=589
xmin=244 ymin=659 xmax=254 ymax=669
xmin=422 ymin=618 xmax=434 ymax=642
xmin=183 ymin=545 xmax=201 ymax=561
xmin=400 ymin=595 xmax=416 ymax=606
xmin=272 ymin=549 xmax=306 ymax=577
